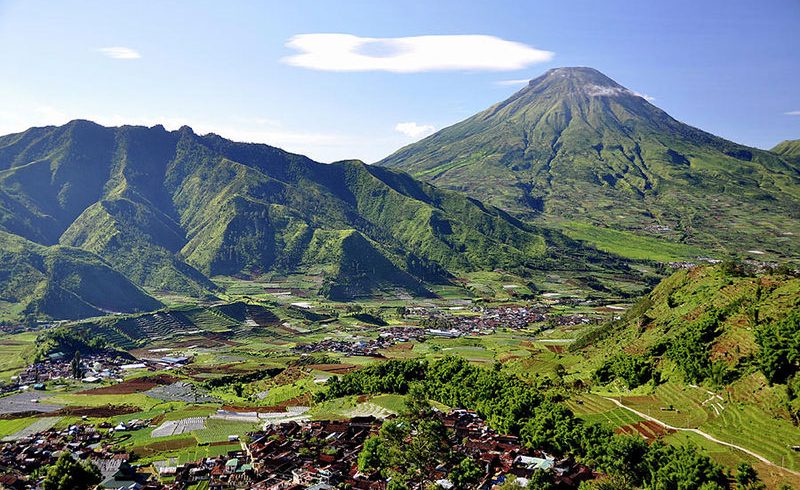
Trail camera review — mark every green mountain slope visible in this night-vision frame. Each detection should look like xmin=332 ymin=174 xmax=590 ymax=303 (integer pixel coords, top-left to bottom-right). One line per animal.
xmin=0 ymin=120 xmax=632 ymax=318
xmin=0 ymin=230 xmax=161 ymax=321
xmin=772 ymin=139 xmax=800 ymax=164
xmin=577 ymin=263 xmax=800 ymax=417
xmin=379 ymin=67 xmax=800 ymax=258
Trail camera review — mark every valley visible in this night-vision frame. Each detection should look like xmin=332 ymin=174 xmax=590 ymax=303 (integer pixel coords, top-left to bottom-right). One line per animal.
xmin=0 ymin=262 xmax=798 ymax=489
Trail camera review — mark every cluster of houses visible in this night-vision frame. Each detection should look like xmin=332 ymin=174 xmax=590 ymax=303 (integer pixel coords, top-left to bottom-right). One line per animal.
xmin=5 ymin=352 xmax=142 ymax=394
xmin=418 ymin=305 xmax=550 ymax=338
xmin=293 ymin=303 xmax=599 ymax=355
xmin=159 ymin=450 xmax=255 ymax=489
xmin=0 ymin=424 xmax=145 ymax=489
xmin=163 ymin=410 xmax=595 ymax=490
xmin=293 ymin=339 xmax=389 ymax=357
xmin=442 ymin=409 xmax=594 ymax=488
xmin=0 ymin=410 xmax=596 ymax=490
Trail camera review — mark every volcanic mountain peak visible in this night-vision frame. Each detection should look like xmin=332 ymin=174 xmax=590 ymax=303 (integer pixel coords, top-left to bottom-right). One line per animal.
xmin=378 ymin=67 xmax=800 ymax=258
xmin=526 ymin=66 xmax=633 ymax=95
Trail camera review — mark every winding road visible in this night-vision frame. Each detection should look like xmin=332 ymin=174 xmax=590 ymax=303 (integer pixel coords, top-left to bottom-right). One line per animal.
xmin=602 ymin=396 xmax=800 ymax=478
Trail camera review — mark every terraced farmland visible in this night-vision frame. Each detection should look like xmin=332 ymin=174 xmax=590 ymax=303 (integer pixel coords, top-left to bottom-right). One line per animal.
xmin=578 ymin=407 xmax=644 ymax=429
xmin=194 ymin=418 xmax=261 ymax=444
xmin=345 ymin=402 xmax=395 ymax=419
xmin=618 ymin=383 xmax=711 ymax=428
xmin=701 ymin=405 xmax=800 ymax=471
xmin=151 ymin=417 xmax=206 ymax=438
xmin=0 ymin=332 xmax=37 ymax=380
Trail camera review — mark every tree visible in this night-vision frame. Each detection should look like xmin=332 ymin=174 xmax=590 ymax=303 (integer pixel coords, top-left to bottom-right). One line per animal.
xmin=356 ymin=384 xmax=452 ymax=489
xmin=70 ymin=351 xmax=82 ymax=380
xmin=448 ymin=457 xmax=482 ymax=489
xmin=42 ymin=453 xmax=101 ymax=490
xmin=358 ymin=436 xmax=386 ymax=472
xmin=520 ymin=402 xmax=580 ymax=455
xmin=527 ymin=469 xmax=557 ymax=490
xmin=641 ymin=443 xmax=728 ymax=490
xmin=755 ymin=310 xmax=800 ymax=385
xmin=735 ymin=462 xmax=764 ymax=489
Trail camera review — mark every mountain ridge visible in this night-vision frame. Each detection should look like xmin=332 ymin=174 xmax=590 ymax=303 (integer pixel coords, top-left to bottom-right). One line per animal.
xmin=0 ymin=120 xmax=633 ymax=320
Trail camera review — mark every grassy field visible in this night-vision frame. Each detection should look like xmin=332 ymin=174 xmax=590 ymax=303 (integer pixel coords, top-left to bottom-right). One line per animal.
xmin=0 ymin=332 xmax=38 ymax=381
xmin=0 ymin=417 xmax=37 ymax=439
xmin=559 ymin=221 xmax=708 ymax=262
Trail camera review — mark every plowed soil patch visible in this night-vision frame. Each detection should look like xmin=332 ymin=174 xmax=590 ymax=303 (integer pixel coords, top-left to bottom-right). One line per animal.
xmin=615 ymin=420 xmax=674 ymax=440
xmin=386 ymin=343 xmax=413 ymax=351
xmin=545 ymin=345 xmax=565 ymax=354
xmin=78 ymin=374 xmax=178 ymax=395
xmin=209 ymin=440 xmax=238 ymax=447
xmin=53 ymin=405 xmax=140 ymax=417
xmin=136 ymin=437 xmax=196 ymax=455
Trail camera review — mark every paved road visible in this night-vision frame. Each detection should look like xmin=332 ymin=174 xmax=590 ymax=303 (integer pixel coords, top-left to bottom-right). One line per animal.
xmin=602 ymin=396 xmax=800 ymax=477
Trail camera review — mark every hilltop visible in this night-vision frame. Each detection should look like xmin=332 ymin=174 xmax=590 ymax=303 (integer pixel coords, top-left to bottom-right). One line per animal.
xmin=772 ymin=139 xmax=800 ymax=164
xmin=379 ymin=67 xmax=800 ymax=259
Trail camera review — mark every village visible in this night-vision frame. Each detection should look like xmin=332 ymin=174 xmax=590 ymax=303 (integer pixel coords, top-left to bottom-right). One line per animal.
xmin=0 ymin=422 xmax=153 ymax=490
xmin=2 ymin=351 xmax=192 ymax=397
xmin=163 ymin=409 xmax=595 ymax=490
xmin=0 ymin=293 xmax=617 ymax=489
xmin=294 ymin=304 xmax=599 ymax=356
xmin=0 ymin=406 xmax=594 ymax=490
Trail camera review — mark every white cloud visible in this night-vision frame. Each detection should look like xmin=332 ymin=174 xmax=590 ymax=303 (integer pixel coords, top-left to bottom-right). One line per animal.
xmin=283 ymin=34 xmax=553 ymax=73
xmin=394 ymin=122 xmax=435 ymax=139
xmin=97 ymin=47 xmax=141 ymax=59
xmin=785 ymin=111 xmax=800 ymax=116
xmin=632 ymin=91 xmax=656 ymax=102
xmin=495 ymin=79 xmax=531 ymax=86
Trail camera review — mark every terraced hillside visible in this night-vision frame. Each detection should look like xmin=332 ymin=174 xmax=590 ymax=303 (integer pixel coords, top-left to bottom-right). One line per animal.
xmin=571 ymin=264 xmax=800 ymax=472
xmin=0 ymin=121 xmax=634 ymax=321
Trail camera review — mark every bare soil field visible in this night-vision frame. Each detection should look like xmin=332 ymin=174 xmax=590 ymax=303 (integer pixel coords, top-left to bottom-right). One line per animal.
xmin=78 ymin=374 xmax=178 ymax=395
xmin=54 ymin=405 xmax=141 ymax=417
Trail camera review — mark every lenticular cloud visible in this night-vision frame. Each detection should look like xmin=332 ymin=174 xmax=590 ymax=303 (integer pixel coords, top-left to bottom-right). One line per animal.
xmin=283 ymin=34 xmax=553 ymax=73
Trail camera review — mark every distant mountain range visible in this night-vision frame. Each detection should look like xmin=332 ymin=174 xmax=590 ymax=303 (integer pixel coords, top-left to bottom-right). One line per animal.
xmin=0 ymin=120 xmax=626 ymax=321
xmin=379 ymin=67 xmax=800 ymax=258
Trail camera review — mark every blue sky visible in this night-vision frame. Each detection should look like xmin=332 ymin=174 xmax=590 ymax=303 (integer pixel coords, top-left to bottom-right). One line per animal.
xmin=0 ymin=0 xmax=798 ymax=162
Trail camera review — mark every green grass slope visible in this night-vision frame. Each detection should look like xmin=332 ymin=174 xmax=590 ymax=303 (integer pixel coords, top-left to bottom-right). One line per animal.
xmin=577 ymin=263 xmax=800 ymax=419
xmin=772 ymin=139 xmax=800 ymax=165
xmin=0 ymin=230 xmax=161 ymax=321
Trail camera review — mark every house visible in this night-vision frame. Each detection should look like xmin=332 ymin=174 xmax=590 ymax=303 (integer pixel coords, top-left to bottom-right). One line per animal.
xmin=160 ymin=356 xmax=189 ymax=365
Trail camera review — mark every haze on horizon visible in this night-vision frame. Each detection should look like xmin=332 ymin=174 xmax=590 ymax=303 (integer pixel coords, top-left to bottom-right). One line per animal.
xmin=0 ymin=0 xmax=798 ymax=162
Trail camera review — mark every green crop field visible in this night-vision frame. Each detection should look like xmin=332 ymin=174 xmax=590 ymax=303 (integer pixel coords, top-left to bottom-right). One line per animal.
xmin=559 ymin=222 xmax=708 ymax=262
xmin=0 ymin=332 xmax=38 ymax=381
xmin=194 ymin=419 xmax=261 ymax=444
